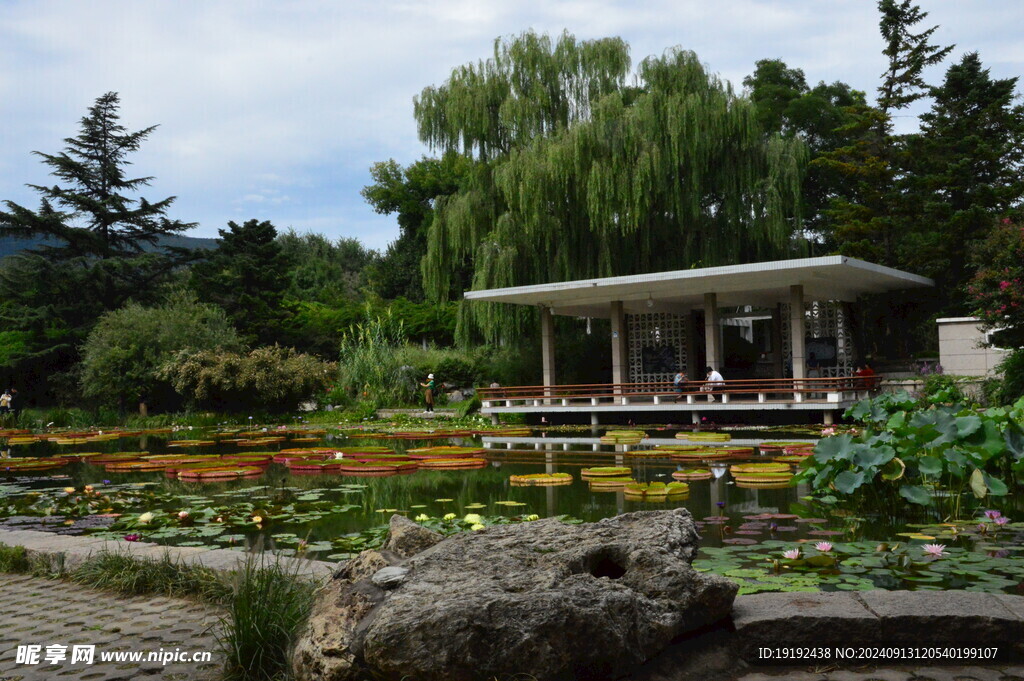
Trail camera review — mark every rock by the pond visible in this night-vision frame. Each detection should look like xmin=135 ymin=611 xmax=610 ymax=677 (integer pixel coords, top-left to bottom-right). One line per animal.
xmin=293 ymin=508 xmax=736 ymax=681
xmin=371 ymin=566 xmax=409 ymax=590
xmin=380 ymin=514 xmax=443 ymax=558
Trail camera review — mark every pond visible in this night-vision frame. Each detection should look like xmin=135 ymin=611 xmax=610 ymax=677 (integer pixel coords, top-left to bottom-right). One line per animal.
xmin=2 ymin=424 xmax=1024 ymax=595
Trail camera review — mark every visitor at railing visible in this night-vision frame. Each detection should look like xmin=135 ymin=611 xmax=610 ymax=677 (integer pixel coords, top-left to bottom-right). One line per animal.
xmin=702 ymin=366 xmax=725 ymax=402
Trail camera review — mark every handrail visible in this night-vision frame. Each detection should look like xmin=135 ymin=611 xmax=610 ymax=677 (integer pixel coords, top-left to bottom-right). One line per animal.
xmin=477 ymin=376 xmax=875 ymax=402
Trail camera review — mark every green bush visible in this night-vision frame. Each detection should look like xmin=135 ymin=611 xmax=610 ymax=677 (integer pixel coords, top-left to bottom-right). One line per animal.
xmin=0 ymin=543 xmax=31 ymax=573
xmin=160 ymin=346 xmax=336 ymax=413
xmin=991 ymin=348 xmax=1024 ymax=406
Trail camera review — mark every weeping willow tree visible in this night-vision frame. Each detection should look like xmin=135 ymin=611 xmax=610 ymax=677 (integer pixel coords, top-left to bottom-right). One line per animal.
xmin=415 ymin=31 xmax=807 ymax=341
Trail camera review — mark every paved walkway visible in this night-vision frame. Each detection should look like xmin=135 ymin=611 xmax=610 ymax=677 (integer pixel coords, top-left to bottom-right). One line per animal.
xmin=0 ymin=573 xmax=222 ymax=680
xmin=0 ymin=528 xmax=334 ymax=581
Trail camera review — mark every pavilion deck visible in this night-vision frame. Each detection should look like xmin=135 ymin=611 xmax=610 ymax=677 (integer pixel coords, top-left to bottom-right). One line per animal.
xmin=478 ymin=377 xmax=872 ymax=424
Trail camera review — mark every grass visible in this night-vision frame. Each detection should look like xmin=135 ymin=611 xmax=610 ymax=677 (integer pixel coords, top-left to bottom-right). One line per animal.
xmin=70 ymin=549 xmax=233 ymax=604
xmin=219 ymin=552 xmax=318 ymax=681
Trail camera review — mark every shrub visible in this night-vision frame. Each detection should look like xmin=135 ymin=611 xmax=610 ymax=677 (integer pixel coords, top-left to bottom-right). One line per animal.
xmin=160 ymin=346 xmax=336 ymax=413
xmin=80 ymin=290 xmax=243 ymax=411
xmin=990 ymin=348 xmax=1024 ymax=406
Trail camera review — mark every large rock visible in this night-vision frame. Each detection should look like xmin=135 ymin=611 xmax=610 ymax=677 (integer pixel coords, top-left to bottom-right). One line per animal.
xmin=293 ymin=508 xmax=736 ymax=681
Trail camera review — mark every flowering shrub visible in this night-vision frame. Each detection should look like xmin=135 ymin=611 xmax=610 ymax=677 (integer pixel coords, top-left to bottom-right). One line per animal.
xmin=969 ymin=217 xmax=1024 ymax=347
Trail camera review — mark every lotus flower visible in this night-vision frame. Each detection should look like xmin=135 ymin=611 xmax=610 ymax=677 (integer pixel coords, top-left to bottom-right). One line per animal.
xmin=922 ymin=544 xmax=946 ymax=558
xmin=63 ymin=487 xmax=76 ymax=494
xmin=463 ymin=513 xmax=482 ymax=525
xmin=470 ymin=523 xmax=485 ymax=531
xmin=415 ymin=513 xmax=430 ymax=522
xmin=984 ymin=510 xmax=1002 ymax=520
xmin=124 ymin=533 xmax=142 ymax=542
xmin=443 ymin=513 xmax=456 ymax=521
xmin=814 ymin=541 xmax=833 ymax=553
xmin=137 ymin=512 xmax=154 ymax=525
xmin=782 ymin=549 xmax=801 ymax=560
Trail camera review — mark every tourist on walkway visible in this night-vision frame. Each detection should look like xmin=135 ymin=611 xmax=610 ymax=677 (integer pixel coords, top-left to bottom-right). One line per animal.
xmin=703 ymin=367 xmax=724 ymax=401
xmin=0 ymin=389 xmax=10 ymax=414
xmin=420 ymin=374 xmax=436 ymax=413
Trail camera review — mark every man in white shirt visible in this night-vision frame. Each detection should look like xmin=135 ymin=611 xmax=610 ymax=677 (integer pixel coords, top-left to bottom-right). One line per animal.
xmin=703 ymin=366 xmax=724 ymax=402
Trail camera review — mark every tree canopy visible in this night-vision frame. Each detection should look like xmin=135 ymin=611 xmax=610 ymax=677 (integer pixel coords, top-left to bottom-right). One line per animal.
xmin=416 ymin=32 xmax=807 ymax=341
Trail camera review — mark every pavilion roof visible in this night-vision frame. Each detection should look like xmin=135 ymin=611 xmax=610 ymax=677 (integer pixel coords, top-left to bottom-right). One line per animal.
xmin=463 ymin=256 xmax=933 ymax=318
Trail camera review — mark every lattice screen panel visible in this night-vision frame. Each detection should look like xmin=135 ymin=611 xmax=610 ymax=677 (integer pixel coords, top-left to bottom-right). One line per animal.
xmin=780 ymin=301 xmax=854 ymax=378
xmin=626 ymin=313 xmax=687 ymax=383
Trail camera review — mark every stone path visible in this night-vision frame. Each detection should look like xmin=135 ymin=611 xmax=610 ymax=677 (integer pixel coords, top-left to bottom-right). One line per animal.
xmin=0 ymin=528 xmax=334 ymax=581
xmin=0 ymin=573 xmax=222 ymax=680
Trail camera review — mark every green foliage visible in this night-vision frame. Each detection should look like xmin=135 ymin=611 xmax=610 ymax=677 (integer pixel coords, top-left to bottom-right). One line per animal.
xmin=903 ymin=55 xmax=1024 ymax=309
xmin=920 ymin=374 xmax=974 ymax=407
xmin=876 ymin=0 xmax=954 ymax=116
xmin=190 ymin=219 xmax=291 ymax=346
xmin=79 ymin=291 xmax=243 ymax=410
xmin=159 ymin=346 xmax=335 ymax=413
xmin=277 ymin=229 xmax=376 ymax=304
xmin=218 ymin=552 xmax=318 ymax=681
xmin=801 ymin=391 xmax=1024 ymax=519
xmin=989 ymin=349 xmax=1024 ymax=406
xmin=0 ymin=543 xmax=31 ymax=573
xmin=416 ymin=32 xmax=806 ymax=341
xmin=970 ymin=217 xmax=1024 ymax=347
xmin=335 ymin=309 xmax=408 ymax=407
xmin=361 ymin=153 xmax=472 ymax=301
xmin=71 ymin=550 xmax=231 ymax=603
xmin=0 ymin=92 xmax=195 ymax=392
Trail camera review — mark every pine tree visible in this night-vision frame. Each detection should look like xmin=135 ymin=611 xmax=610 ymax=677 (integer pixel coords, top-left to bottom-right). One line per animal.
xmin=904 ymin=53 xmax=1024 ymax=310
xmin=0 ymin=92 xmax=195 ymax=392
xmin=877 ymin=0 xmax=954 ymax=118
xmin=190 ymin=219 xmax=292 ymax=346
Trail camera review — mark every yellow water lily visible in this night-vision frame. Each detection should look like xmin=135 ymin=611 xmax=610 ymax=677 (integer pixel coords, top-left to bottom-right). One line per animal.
xmin=415 ymin=513 xmax=430 ymax=522
xmin=63 ymin=487 xmax=76 ymax=494
xmin=137 ymin=512 xmax=154 ymax=524
xmin=463 ymin=513 xmax=482 ymax=524
xmin=443 ymin=513 xmax=456 ymax=521
xmin=470 ymin=523 xmax=485 ymax=531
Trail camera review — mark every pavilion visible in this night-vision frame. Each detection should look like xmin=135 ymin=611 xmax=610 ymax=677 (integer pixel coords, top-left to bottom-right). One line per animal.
xmin=468 ymin=256 xmax=933 ymax=424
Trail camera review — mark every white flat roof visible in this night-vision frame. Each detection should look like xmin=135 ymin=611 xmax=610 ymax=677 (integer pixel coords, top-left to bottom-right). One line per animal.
xmin=464 ymin=256 xmax=933 ymax=318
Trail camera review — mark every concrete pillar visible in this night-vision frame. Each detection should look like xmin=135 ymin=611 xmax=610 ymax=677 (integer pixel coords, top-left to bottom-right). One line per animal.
xmin=771 ymin=304 xmax=784 ymax=379
xmin=684 ymin=310 xmax=698 ymax=379
xmin=590 ymin=412 xmax=599 ymax=426
xmin=611 ymin=300 xmax=628 ymax=402
xmin=704 ymin=293 xmax=721 ymax=372
xmin=541 ymin=305 xmax=556 ymax=401
xmin=824 ymin=410 xmax=834 ymax=425
xmin=789 ymin=285 xmax=806 ymax=381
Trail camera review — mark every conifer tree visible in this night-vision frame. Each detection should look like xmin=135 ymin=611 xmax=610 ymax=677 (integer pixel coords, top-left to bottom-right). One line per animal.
xmin=0 ymin=92 xmax=194 ymax=390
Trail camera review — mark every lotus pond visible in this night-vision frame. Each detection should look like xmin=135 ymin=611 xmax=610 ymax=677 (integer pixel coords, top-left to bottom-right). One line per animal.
xmin=3 ymin=422 xmax=1024 ymax=595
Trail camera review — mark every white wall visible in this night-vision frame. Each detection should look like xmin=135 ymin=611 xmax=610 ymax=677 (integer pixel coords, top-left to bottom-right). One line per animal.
xmin=937 ymin=317 xmax=1010 ymax=377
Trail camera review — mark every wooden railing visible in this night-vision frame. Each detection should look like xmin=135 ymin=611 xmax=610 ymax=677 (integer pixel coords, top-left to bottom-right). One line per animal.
xmin=478 ymin=377 xmax=876 ymax=408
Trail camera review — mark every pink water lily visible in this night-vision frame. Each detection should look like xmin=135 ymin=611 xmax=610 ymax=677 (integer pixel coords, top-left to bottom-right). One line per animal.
xmin=782 ymin=549 xmax=801 ymax=560
xmin=123 ymin=533 xmax=142 ymax=542
xmin=922 ymin=544 xmax=946 ymax=558
xmin=814 ymin=541 xmax=833 ymax=553
xmin=984 ymin=510 xmax=1002 ymax=520
xmin=995 ymin=516 xmax=1010 ymax=526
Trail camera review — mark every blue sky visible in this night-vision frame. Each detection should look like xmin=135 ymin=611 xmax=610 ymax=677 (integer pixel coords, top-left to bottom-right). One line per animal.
xmin=1 ymin=0 xmax=1021 ymax=250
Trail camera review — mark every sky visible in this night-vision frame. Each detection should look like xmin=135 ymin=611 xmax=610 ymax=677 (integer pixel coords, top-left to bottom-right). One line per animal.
xmin=1 ymin=1 xmax=1022 ymax=251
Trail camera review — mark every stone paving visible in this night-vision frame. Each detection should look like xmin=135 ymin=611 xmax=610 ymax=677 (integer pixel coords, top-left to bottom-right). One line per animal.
xmin=0 ymin=573 xmax=222 ymax=680
xmin=0 ymin=528 xmax=334 ymax=581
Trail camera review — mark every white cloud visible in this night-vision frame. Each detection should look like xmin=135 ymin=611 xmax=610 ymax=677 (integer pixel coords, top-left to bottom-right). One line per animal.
xmin=1 ymin=0 xmax=1020 ymax=247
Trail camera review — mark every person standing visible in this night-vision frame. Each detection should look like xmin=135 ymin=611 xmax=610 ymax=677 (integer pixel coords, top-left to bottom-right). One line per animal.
xmin=0 ymin=390 xmax=10 ymax=414
xmin=420 ymin=374 xmax=436 ymax=413
xmin=703 ymin=366 xmax=724 ymax=402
